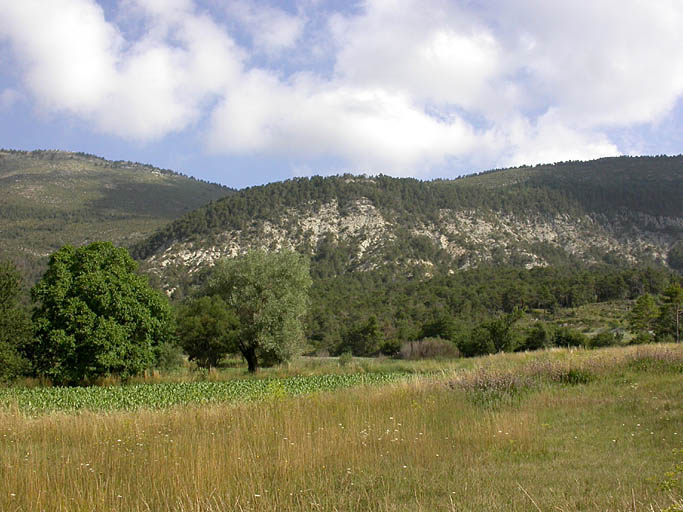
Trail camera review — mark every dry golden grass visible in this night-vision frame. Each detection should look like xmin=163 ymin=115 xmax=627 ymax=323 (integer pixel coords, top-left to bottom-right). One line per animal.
xmin=0 ymin=345 xmax=681 ymax=511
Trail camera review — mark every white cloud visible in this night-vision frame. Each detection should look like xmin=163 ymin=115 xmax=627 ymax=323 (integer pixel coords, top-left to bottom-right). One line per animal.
xmin=500 ymin=111 xmax=620 ymax=168
xmin=494 ymin=0 xmax=683 ymax=128
xmin=330 ymin=0 xmax=504 ymax=113
xmin=208 ymin=70 xmax=478 ymax=174
xmin=0 ymin=0 xmax=120 ymax=115
xmin=226 ymin=1 xmax=305 ymax=55
xmin=1 ymin=0 xmax=682 ymax=176
xmin=0 ymin=0 xmax=242 ymax=140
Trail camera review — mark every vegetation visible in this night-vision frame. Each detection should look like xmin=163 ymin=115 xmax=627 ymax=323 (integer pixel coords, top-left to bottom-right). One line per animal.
xmin=2 ymin=151 xmax=681 ymax=509
xmin=176 ymin=295 xmax=239 ymax=369
xmin=26 ymin=242 xmax=175 ymax=385
xmin=134 ymin=156 xmax=683 ymax=262
xmin=304 ymin=263 xmax=679 ymax=356
xmin=659 ymin=283 xmax=683 ymax=343
xmin=669 ymin=241 xmax=683 ymax=272
xmin=0 ymin=260 xmax=31 ymax=382
xmin=0 ymin=149 xmax=229 ymax=283
xmin=0 ymin=345 xmax=680 ymax=511
xmin=204 ymin=250 xmax=312 ymax=372
xmin=0 ymin=372 xmax=408 ymax=414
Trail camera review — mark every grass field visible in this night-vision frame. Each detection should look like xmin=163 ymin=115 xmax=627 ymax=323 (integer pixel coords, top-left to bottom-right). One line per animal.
xmin=1 ymin=345 xmax=681 ymax=511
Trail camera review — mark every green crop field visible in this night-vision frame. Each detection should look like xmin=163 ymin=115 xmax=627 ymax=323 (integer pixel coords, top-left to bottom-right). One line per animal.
xmin=0 ymin=372 xmax=410 ymax=414
xmin=0 ymin=345 xmax=681 ymax=511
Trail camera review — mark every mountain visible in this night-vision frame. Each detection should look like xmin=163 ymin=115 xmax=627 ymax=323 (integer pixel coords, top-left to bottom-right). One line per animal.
xmin=0 ymin=149 xmax=231 ymax=281
xmin=133 ymin=155 xmax=683 ymax=294
xmin=4 ymin=151 xmax=681 ymax=353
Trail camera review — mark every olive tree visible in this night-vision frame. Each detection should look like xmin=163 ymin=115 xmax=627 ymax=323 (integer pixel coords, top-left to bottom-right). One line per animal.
xmin=29 ymin=242 xmax=174 ymax=384
xmin=206 ymin=250 xmax=311 ymax=372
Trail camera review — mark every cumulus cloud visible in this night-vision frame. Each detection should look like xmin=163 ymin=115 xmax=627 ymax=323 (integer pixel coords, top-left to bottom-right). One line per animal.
xmin=0 ymin=0 xmax=681 ymax=175
xmin=226 ymin=0 xmax=305 ymax=55
xmin=208 ymin=71 xmax=479 ymax=173
xmin=0 ymin=0 xmax=242 ymax=140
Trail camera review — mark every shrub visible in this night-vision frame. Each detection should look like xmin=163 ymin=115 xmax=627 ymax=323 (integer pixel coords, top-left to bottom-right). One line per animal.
xmin=338 ymin=351 xmax=353 ymax=367
xmin=588 ymin=331 xmax=620 ymax=348
xmin=176 ymin=295 xmax=238 ymax=369
xmin=0 ymin=260 xmax=32 ymax=383
xmin=553 ymin=327 xmax=587 ymax=347
xmin=458 ymin=326 xmax=496 ymax=357
xmin=379 ymin=339 xmax=401 ymax=356
xmin=399 ymin=338 xmax=460 ymax=360
xmin=516 ymin=322 xmax=551 ymax=352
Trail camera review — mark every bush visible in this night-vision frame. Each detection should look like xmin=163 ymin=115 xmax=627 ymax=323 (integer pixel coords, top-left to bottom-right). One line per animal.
xmin=379 ymin=339 xmax=401 ymax=356
xmin=630 ymin=332 xmax=654 ymax=345
xmin=176 ymin=295 xmax=238 ymax=369
xmin=338 ymin=351 xmax=353 ymax=367
xmin=0 ymin=260 xmax=32 ymax=383
xmin=337 ymin=316 xmax=384 ymax=356
xmin=400 ymin=338 xmax=460 ymax=360
xmin=553 ymin=327 xmax=587 ymax=347
xmin=588 ymin=331 xmax=620 ymax=349
xmin=154 ymin=342 xmax=185 ymax=372
xmin=458 ymin=326 xmax=495 ymax=357
xmin=516 ymin=323 xmax=551 ymax=352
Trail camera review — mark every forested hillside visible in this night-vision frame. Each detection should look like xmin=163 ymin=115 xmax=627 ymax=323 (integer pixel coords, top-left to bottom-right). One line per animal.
xmin=0 ymin=149 xmax=230 ymax=281
xmin=127 ymin=155 xmax=683 ymax=355
xmin=135 ymin=156 xmax=682 ymax=283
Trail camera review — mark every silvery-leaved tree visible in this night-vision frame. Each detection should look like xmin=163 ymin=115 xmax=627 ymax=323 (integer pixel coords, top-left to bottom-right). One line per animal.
xmin=206 ymin=250 xmax=311 ymax=373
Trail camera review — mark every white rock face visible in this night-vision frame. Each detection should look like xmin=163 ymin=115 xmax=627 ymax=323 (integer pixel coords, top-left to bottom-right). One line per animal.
xmin=146 ymin=197 xmax=677 ymax=289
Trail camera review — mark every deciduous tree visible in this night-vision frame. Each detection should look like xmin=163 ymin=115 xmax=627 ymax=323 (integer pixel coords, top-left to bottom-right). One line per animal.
xmin=0 ymin=260 xmax=32 ymax=382
xmin=176 ymin=295 xmax=238 ymax=369
xmin=29 ymin=242 xmax=174 ymax=384
xmin=206 ymin=250 xmax=311 ymax=372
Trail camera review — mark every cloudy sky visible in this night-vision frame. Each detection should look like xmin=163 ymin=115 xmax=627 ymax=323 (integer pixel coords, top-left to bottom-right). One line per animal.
xmin=1 ymin=0 xmax=682 ymax=188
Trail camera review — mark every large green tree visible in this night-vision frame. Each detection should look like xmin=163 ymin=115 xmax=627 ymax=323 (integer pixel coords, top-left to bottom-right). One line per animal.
xmin=29 ymin=242 xmax=175 ymax=384
xmin=206 ymin=250 xmax=311 ymax=372
xmin=0 ymin=260 xmax=32 ymax=382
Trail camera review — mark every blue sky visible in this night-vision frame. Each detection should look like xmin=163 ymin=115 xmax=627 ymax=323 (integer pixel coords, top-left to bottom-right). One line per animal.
xmin=1 ymin=0 xmax=682 ymax=189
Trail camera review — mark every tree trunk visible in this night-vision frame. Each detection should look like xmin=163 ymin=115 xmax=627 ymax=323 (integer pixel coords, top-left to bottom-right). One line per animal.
xmin=243 ymin=346 xmax=258 ymax=373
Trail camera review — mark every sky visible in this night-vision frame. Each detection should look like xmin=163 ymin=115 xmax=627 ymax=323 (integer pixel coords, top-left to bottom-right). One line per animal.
xmin=1 ymin=0 xmax=682 ymax=189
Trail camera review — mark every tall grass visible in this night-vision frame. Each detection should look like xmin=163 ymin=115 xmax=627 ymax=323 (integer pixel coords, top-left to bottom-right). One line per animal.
xmin=0 ymin=344 xmax=681 ymax=511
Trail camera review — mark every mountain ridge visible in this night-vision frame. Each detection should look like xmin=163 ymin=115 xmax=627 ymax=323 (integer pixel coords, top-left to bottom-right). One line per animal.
xmin=131 ymin=156 xmax=683 ymax=294
xmin=0 ymin=149 xmax=231 ymax=280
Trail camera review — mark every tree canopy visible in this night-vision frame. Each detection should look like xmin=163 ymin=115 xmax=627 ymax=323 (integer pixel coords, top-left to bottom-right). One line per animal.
xmin=176 ymin=295 xmax=238 ymax=369
xmin=0 ymin=260 xmax=32 ymax=382
xmin=28 ymin=242 xmax=174 ymax=384
xmin=206 ymin=250 xmax=311 ymax=372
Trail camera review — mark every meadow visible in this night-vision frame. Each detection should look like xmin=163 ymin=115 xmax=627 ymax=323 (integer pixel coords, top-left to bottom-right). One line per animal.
xmin=0 ymin=344 xmax=681 ymax=511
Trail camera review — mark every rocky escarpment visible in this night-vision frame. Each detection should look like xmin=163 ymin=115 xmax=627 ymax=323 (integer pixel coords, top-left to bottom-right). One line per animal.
xmin=145 ymin=197 xmax=677 ymax=291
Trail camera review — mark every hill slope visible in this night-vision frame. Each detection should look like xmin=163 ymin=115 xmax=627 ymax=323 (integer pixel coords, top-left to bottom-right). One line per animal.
xmin=0 ymin=149 xmax=231 ymax=280
xmin=133 ymin=156 xmax=683 ymax=291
